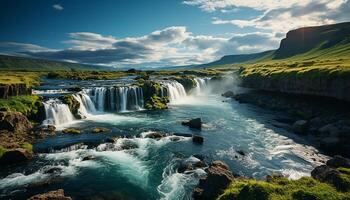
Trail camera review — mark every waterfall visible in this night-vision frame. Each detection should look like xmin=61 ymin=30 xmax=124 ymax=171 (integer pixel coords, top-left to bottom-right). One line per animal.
xmin=193 ymin=78 xmax=209 ymax=94
xmin=72 ymin=92 xmax=96 ymax=117
xmin=83 ymin=86 xmax=144 ymax=112
xmin=43 ymin=99 xmax=75 ymax=126
xmin=161 ymin=81 xmax=187 ymax=103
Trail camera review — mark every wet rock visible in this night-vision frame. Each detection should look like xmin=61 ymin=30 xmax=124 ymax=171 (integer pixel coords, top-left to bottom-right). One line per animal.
xmin=62 ymin=128 xmax=81 ymax=134
xmin=222 ymin=91 xmax=235 ymax=98
xmin=91 ymin=127 xmax=110 ymax=133
xmin=192 ymin=135 xmax=204 ymax=144
xmin=326 ymin=155 xmax=350 ymax=168
xmin=120 ymin=140 xmax=138 ymax=150
xmin=193 ymin=161 xmax=235 ymax=200
xmin=178 ymin=156 xmax=207 ymax=173
xmin=173 ymin=133 xmax=192 ymax=137
xmin=105 ymin=137 xmax=118 ymax=143
xmin=236 ymin=150 xmax=245 ymax=156
xmin=28 ymin=189 xmax=72 ymax=200
xmin=0 ymin=148 xmax=33 ymax=165
xmin=292 ymin=120 xmax=309 ymax=134
xmin=182 ymin=118 xmax=202 ymax=130
xmin=82 ymin=155 xmax=95 ymax=161
xmin=0 ymin=111 xmax=33 ymax=133
xmin=144 ymin=132 xmax=165 ymax=139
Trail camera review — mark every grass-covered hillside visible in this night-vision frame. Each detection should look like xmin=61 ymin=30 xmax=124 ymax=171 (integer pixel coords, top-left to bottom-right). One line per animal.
xmin=0 ymin=54 xmax=113 ymax=71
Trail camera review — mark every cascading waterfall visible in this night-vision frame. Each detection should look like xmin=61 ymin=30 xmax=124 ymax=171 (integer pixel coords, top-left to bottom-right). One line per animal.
xmin=193 ymin=77 xmax=210 ymax=94
xmin=72 ymin=92 xmax=96 ymax=117
xmin=43 ymin=99 xmax=75 ymax=126
xmin=83 ymin=86 xmax=144 ymax=112
xmin=161 ymin=81 xmax=187 ymax=103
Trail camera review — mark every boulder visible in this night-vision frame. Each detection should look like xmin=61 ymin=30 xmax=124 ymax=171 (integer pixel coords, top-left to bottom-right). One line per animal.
xmin=0 ymin=148 xmax=33 ymax=165
xmin=144 ymin=132 xmax=165 ymax=139
xmin=178 ymin=156 xmax=207 ymax=173
xmin=91 ymin=127 xmax=110 ymax=133
xmin=182 ymin=118 xmax=202 ymax=130
xmin=28 ymin=189 xmax=72 ymax=200
xmin=192 ymin=135 xmax=204 ymax=145
xmin=222 ymin=91 xmax=235 ymax=98
xmin=311 ymin=165 xmax=349 ymax=191
xmin=326 ymin=155 xmax=350 ymax=168
xmin=0 ymin=111 xmax=32 ymax=133
xmin=193 ymin=161 xmax=235 ymax=200
xmin=82 ymin=155 xmax=95 ymax=161
xmin=62 ymin=128 xmax=81 ymax=134
xmin=292 ymin=120 xmax=309 ymax=134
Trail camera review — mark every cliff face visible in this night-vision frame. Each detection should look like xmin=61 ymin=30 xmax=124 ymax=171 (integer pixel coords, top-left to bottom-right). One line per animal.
xmin=274 ymin=22 xmax=350 ymax=59
xmin=241 ymin=73 xmax=350 ymax=102
xmin=0 ymin=83 xmax=32 ymax=99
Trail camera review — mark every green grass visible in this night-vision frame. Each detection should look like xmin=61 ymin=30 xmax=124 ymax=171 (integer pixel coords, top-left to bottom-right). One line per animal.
xmin=0 ymin=95 xmax=43 ymax=117
xmin=0 ymin=145 xmax=7 ymax=158
xmin=20 ymin=142 xmax=33 ymax=153
xmin=217 ymin=176 xmax=350 ymax=200
xmin=0 ymin=71 xmax=43 ymax=87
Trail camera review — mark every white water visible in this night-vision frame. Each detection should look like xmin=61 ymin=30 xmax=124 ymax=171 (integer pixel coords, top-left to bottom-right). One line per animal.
xmin=83 ymin=86 xmax=144 ymax=112
xmin=72 ymin=92 xmax=97 ymax=117
xmin=162 ymin=81 xmax=187 ymax=103
xmin=192 ymin=78 xmax=210 ymax=95
xmin=43 ymin=99 xmax=75 ymax=126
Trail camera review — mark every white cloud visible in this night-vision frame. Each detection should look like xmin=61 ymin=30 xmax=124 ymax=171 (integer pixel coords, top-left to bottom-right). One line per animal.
xmin=53 ymin=4 xmax=64 ymax=11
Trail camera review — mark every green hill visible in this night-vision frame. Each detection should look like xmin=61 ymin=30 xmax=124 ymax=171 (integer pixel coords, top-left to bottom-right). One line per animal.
xmin=0 ymin=54 xmax=114 ymax=71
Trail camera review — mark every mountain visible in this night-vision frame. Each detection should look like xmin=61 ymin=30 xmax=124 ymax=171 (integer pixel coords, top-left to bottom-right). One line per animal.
xmin=0 ymin=55 xmax=114 ymax=71
xmin=201 ymin=22 xmax=350 ymax=67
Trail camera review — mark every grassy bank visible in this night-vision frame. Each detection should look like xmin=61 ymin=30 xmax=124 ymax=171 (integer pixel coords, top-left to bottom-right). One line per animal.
xmin=218 ymin=174 xmax=350 ymax=200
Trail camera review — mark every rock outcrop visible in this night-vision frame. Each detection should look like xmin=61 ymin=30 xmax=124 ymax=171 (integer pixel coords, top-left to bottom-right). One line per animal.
xmin=0 ymin=111 xmax=33 ymax=133
xmin=193 ymin=161 xmax=236 ymax=200
xmin=0 ymin=148 xmax=33 ymax=165
xmin=27 ymin=189 xmax=72 ymax=200
xmin=0 ymin=83 xmax=32 ymax=99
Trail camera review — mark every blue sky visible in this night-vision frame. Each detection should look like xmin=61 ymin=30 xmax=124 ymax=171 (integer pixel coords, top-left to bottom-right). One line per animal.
xmin=0 ymin=0 xmax=349 ymax=68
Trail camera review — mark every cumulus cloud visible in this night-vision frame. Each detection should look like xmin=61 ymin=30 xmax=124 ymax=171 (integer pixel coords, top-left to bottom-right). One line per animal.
xmin=201 ymin=0 xmax=350 ymax=32
xmin=0 ymin=26 xmax=282 ymax=67
xmin=53 ymin=4 xmax=64 ymax=11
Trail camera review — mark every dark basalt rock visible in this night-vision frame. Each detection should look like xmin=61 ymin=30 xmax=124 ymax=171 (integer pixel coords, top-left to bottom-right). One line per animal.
xmin=193 ymin=160 xmax=236 ymax=200
xmin=82 ymin=155 xmax=95 ymax=161
xmin=28 ymin=189 xmax=72 ymax=200
xmin=222 ymin=91 xmax=235 ymax=98
xmin=311 ymin=165 xmax=350 ymax=191
xmin=174 ymin=76 xmax=197 ymax=92
xmin=144 ymin=132 xmax=165 ymax=139
xmin=0 ymin=83 xmax=31 ymax=99
xmin=43 ymin=166 xmax=63 ymax=174
xmin=182 ymin=118 xmax=202 ymax=130
xmin=178 ymin=156 xmax=207 ymax=173
xmin=326 ymin=155 xmax=350 ymax=168
xmin=292 ymin=120 xmax=309 ymax=134
xmin=0 ymin=148 xmax=33 ymax=165
xmin=192 ymin=135 xmax=204 ymax=145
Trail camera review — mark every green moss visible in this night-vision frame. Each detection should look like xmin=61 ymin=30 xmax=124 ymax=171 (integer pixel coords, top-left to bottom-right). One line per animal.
xmin=0 ymin=145 xmax=8 ymax=158
xmin=338 ymin=168 xmax=350 ymax=174
xmin=174 ymin=76 xmax=197 ymax=92
xmin=62 ymin=128 xmax=81 ymax=134
xmin=60 ymin=95 xmax=81 ymax=119
xmin=0 ymin=95 xmax=45 ymax=121
xmin=217 ymin=176 xmax=350 ymax=200
xmin=20 ymin=142 xmax=33 ymax=153
xmin=145 ymin=95 xmax=169 ymax=110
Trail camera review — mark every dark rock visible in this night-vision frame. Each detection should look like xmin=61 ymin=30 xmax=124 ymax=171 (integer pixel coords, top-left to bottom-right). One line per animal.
xmin=236 ymin=150 xmax=245 ymax=156
xmin=0 ymin=111 xmax=33 ymax=133
xmin=82 ymin=155 xmax=95 ymax=161
xmin=192 ymin=135 xmax=204 ymax=144
xmin=193 ymin=161 xmax=235 ymax=200
xmin=62 ymin=128 xmax=81 ymax=134
xmin=28 ymin=189 xmax=72 ymax=200
xmin=173 ymin=133 xmax=192 ymax=137
xmin=292 ymin=120 xmax=309 ymax=134
xmin=326 ymin=155 xmax=350 ymax=168
xmin=222 ymin=91 xmax=235 ymax=98
xmin=67 ymin=86 xmax=82 ymax=92
xmin=126 ymin=68 xmax=137 ymax=73
xmin=0 ymin=148 xmax=33 ymax=165
xmin=120 ymin=140 xmax=138 ymax=150
xmin=144 ymin=132 xmax=165 ymax=139
xmin=0 ymin=83 xmax=31 ymax=99
xmin=178 ymin=156 xmax=207 ymax=173
xmin=182 ymin=118 xmax=202 ymax=130
xmin=311 ymin=165 xmax=350 ymax=191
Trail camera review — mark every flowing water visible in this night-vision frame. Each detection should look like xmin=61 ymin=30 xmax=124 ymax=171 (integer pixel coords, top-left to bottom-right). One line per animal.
xmin=0 ymin=77 xmax=328 ymax=200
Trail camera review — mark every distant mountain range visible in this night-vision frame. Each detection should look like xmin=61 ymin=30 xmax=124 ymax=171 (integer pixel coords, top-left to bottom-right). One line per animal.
xmin=1 ymin=22 xmax=349 ymax=71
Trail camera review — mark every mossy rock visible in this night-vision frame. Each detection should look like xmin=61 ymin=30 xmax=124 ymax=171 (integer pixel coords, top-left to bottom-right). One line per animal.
xmin=145 ymin=95 xmax=169 ymax=110
xmin=174 ymin=76 xmax=197 ymax=92
xmin=62 ymin=128 xmax=81 ymax=134
xmin=91 ymin=127 xmax=110 ymax=133
xmin=60 ymin=95 xmax=81 ymax=119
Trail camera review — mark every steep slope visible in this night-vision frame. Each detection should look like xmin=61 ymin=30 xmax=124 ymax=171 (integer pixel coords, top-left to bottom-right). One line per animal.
xmin=0 ymin=55 xmax=113 ymax=71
